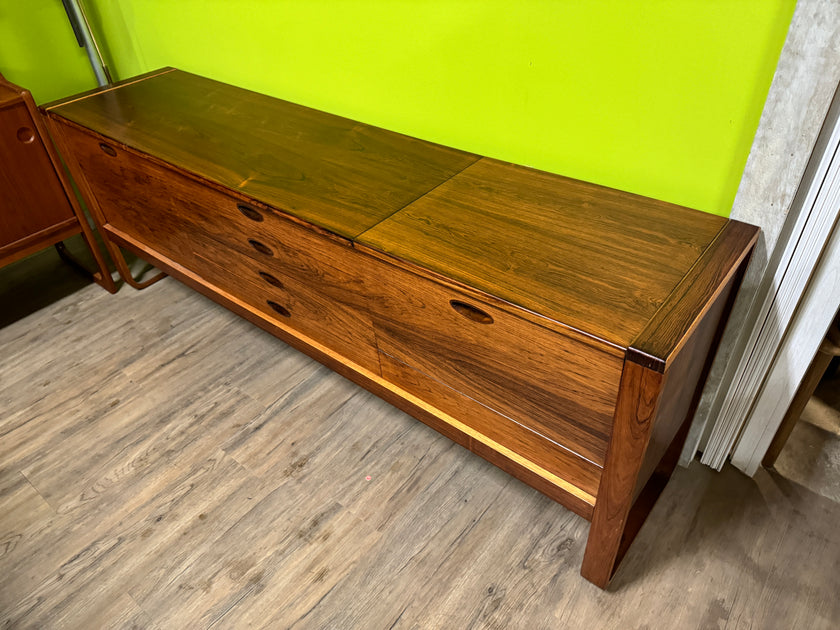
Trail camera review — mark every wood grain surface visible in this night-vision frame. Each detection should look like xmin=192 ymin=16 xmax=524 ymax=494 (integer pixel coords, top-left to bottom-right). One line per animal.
xmin=379 ymin=351 xmax=602 ymax=505
xmin=1 ymin=91 xmax=75 ymax=252
xmin=632 ymin=271 xmax=740 ymax=505
xmin=1 ymin=75 xmax=114 ymax=291
xmin=97 ymin=225 xmax=601 ymax=522
xmin=54 ymin=116 xmax=621 ymax=467
xmin=357 ymin=157 xmax=728 ymax=349
xmin=630 ymin=219 xmax=760 ymax=371
xmin=581 ymin=362 xmax=664 ymax=587
xmin=45 ymin=69 xmax=479 ymax=239
xmin=2 ymin=256 xmax=838 ymax=628
xmin=190 ymin=249 xmax=381 ymax=373
xmin=370 ymin=257 xmax=624 ymax=466
xmin=53 ymin=119 xmax=387 ymax=370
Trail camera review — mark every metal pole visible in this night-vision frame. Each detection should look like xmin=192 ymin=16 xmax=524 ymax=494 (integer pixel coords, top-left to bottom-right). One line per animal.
xmin=61 ymin=0 xmax=111 ymax=87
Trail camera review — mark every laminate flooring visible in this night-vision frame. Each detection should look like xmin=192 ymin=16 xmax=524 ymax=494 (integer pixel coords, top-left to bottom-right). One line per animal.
xmin=2 ymin=240 xmax=840 ymax=629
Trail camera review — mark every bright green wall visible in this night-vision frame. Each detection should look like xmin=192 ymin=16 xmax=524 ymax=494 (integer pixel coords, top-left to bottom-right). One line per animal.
xmin=0 ymin=0 xmax=99 ymax=103
xmin=7 ymin=1 xmax=795 ymax=217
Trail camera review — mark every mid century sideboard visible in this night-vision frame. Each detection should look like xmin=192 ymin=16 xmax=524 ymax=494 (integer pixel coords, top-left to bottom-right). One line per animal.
xmin=0 ymin=73 xmax=113 ymax=290
xmin=44 ymin=68 xmax=758 ymax=588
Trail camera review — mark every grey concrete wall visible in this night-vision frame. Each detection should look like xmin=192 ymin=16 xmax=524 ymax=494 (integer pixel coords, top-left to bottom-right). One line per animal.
xmin=682 ymin=0 xmax=840 ymax=465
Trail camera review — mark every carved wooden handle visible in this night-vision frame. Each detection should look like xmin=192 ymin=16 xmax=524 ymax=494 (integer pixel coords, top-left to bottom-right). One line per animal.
xmin=450 ymin=300 xmax=493 ymax=324
xmin=248 ymin=239 xmax=273 ymax=256
xmin=267 ymin=300 xmax=290 ymax=317
xmin=99 ymin=142 xmax=116 ymax=156
xmin=259 ymin=271 xmax=284 ymax=288
xmin=238 ymin=204 xmax=263 ymax=222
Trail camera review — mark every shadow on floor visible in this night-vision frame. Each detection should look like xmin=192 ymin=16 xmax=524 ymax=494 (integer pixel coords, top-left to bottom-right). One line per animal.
xmin=771 ymin=364 xmax=840 ymax=503
xmin=0 ymin=233 xmax=159 ymax=328
xmin=0 ymin=235 xmax=97 ymax=327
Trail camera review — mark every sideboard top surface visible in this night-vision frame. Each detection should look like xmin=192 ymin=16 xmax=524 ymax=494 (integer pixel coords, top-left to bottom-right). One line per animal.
xmin=45 ymin=68 xmax=479 ymax=239
xmin=357 ymin=158 xmax=728 ymax=348
xmin=46 ymin=68 xmax=756 ymax=354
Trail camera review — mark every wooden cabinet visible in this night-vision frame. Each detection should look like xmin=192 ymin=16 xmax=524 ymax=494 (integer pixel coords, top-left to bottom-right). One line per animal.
xmin=0 ymin=74 xmax=113 ymax=290
xmin=44 ymin=68 xmax=758 ymax=588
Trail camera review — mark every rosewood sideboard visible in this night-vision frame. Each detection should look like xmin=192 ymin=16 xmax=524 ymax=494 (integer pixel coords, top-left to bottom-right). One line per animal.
xmin=44 ymin=68 xmax=758 ymax=589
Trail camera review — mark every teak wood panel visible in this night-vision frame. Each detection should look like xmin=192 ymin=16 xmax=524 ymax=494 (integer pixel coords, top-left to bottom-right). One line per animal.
xmin=357 ymin=157 xmax=728 ymax=349
xmin=1 ymin=76 xmax=114 ymax=290
xmin=631 ymin=272 xmax=738 ymax=505
xmin=45 ymin=68 xmax=479 ymax=240
xmin=58 ymin=121 xmax=373 ymax=281
xmin=53 ymin=109 xmax=614 ymax=498
xmin=629 ymin=220 xmax=760 ymax=370
xmin=378 ymin=351 xmax=602 ymax=504
xmin=369 ymin=259 xmax=624 ymax=466
xmin=581 ymin=256 xmax=749 ymax=588
xmin=57 ymin=120 xmax=626 ymax=458
xmin=54 ymin=122 xmax=239 ymax=264
xmin=580 ymin=361 xmax=664 ymax=587
xmin=0 ymin=98 xmax=75 ymax=250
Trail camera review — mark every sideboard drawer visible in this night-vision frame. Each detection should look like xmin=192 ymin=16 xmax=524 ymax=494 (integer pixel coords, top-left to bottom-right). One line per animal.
xmin=370 ymin=262 xmax=624 ymax=467
xmin=63 ymin=119 xmax=620 ymax=466
xmin=379 ymin=350 xmax=602 ymax=503
xmin=59 ymin=123 xmax=230 ymax=265
xmin=59 ymin=123 xmax=380 ymax=370
xmin=190 ymin=246 xmax=380 ymax=372
xmin=61 ymin=122 xmax=343 ymax=258
xmin=61 ymin=122 xmax=375 ymax=309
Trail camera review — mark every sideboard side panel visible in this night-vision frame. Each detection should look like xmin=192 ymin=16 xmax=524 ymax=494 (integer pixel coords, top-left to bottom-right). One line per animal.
xmin=581 ymin=230 xmax=756 ymax=588
xmin=580 ymin=361 xmax=663 ymax=588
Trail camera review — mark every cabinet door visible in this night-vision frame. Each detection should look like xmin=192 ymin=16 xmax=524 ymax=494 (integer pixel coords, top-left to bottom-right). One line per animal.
xmin=0 ymin=99 xmax=74 ymax=250
xmin=368 ymin=259 xmax=624 ymax=468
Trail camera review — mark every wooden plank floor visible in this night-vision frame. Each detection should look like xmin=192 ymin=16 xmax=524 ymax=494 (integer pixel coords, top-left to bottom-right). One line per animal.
xmin=2 ymin=240 xmax=840 ymax=629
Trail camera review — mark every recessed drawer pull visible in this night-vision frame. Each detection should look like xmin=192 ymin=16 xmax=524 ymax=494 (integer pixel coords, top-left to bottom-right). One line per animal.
xmin=266 ymin=300 xmax=291 ymax=317
xmin=450 ymin=300 xmax=494 ymax=324
xmin=16 ymin=127 xmax=35 ymax=144
xmin=238 ymin=204 xmax=264 ymax=222
xmin=259 ymin=271 xmax=284 ymax=288
xmin=99 ymin=142 xmax=117 ymax=156
xmin=248 ymin=239 xmax=273 ymax=256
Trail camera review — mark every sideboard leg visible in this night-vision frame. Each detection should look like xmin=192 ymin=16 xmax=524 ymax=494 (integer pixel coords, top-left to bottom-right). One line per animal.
xmin=581 ymin=254 xmax=751 ymax=589
xmin=32 ymin=99 xmax=116 ymax=294
xmin=44 ymin=114 xmax=165 ymax=291
xmin=581 ymin=361 xmax=664 ymax=589
xmin=54 ymin=241 xmax=96 ymax=279
xmin=105 ymin=239 xmax=167 ymax=289
xmin=72 ymin=218 xmax=117 ymax=293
